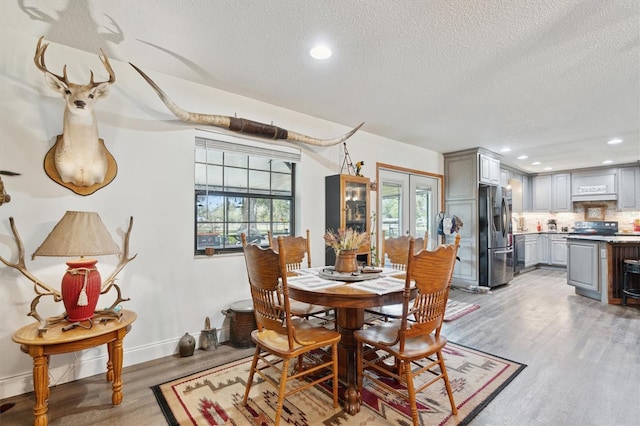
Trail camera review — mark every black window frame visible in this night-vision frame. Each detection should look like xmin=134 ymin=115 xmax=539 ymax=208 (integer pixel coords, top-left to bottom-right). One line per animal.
xmin=194 ymin=135 xmax=297 ymax=255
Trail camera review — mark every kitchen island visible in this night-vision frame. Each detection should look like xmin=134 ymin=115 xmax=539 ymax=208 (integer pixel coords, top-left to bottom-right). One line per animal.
xmin=566 ymin=235 xmax=640 ymax=305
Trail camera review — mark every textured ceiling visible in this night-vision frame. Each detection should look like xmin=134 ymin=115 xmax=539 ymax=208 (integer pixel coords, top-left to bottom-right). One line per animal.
xmin=2 ymin=0 xmax=639 ymax=173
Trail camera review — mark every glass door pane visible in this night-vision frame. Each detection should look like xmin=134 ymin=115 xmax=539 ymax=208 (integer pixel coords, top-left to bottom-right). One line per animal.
xmin=379 ymin=168 xmax=441 ymax=249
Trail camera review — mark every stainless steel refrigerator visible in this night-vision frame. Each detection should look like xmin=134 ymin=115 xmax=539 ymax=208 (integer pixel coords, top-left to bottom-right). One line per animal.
xmin=479 ymin=185 xmax=513 ymax=287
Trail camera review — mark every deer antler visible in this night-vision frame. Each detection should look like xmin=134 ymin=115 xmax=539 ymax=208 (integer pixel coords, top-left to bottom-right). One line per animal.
xmin=0 ymin=217 xmax=62 ymax=300
xmin=89 ymin=48 xmax=116 ymax=87
xmin=1 ymin=216 xmax=136 ymax=330
xmin=35 ymin=36 xmax=116 ymax=88
xmin=34 ymin=36 xmax=69 ymax=85
xmin=100 ymin=216 xmax=137 ymax=293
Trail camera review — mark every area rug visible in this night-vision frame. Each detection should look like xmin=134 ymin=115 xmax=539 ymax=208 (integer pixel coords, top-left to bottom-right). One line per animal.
xmin=152 ymin=342 xmax=525 ymax=425
xmin=444 ymin=300 xmax=481 ymax=322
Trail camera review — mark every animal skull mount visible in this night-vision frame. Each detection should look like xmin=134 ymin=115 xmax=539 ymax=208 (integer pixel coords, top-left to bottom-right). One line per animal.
xmin=0 ymin=171 xmax=20 ymax=206
xmin=34 ymin=36 xmax=118 ymax=195
xmin=130 ymin=63 xmax=364 ymax=146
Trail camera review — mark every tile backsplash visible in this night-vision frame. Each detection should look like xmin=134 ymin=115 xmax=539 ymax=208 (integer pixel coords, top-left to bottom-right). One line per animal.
xmin=514 ymin=202 xmax=640 ymax=232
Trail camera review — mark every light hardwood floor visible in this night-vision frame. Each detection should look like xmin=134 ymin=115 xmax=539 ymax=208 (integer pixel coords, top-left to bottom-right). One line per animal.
xmin=1 ymin=268 xmax=639 ymax=425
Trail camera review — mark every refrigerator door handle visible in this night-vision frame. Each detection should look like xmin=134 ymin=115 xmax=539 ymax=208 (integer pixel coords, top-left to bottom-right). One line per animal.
xmin=494 ymin=249 xmax=513 ymax=254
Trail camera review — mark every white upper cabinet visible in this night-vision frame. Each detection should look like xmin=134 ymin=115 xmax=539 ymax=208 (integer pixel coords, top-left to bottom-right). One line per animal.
xmin=532 ymin=173 xmax=571 ymax=212
xmin=479 ymin=154 xmax=500 ymax=186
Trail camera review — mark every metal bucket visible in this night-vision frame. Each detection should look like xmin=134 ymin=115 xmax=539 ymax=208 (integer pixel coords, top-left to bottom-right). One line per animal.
xmin=221 ymin=299 xmax=256 ymax=348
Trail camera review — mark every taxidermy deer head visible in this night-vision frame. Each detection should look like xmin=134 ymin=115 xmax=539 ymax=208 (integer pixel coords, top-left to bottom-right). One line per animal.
xmin=34 ymin=36 xmax=117 ymax=194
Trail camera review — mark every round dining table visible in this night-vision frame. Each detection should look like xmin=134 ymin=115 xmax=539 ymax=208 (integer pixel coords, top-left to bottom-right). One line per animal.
xmin=288 ymin=277 xmax=415 ymax=415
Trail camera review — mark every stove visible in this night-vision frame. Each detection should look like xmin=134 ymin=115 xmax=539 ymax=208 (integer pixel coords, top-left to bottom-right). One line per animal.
xmin=572 ymin=221 xmax=618 ymax=235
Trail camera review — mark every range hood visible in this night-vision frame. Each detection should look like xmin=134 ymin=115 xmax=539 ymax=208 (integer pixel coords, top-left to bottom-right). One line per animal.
xmin=571 ymin=170 xmax=617 ymax=202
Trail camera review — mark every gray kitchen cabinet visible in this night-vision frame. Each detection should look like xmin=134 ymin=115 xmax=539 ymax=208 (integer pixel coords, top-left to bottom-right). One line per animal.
xmin=445 ymin=199 xmax=477 ymax=284
xmin=538 ymin=233 xmax=550 ymax=264
xmin=500 ymin=169 xmax=509 ymax=187
xmin=509 ymin=178 xmax=523 ymax=214
xmin=444 ymin=151 xmax=478 ymax=200
xmin=524 ymin=235 xmax=538 ymax=267
xmin=479 ymin=153 xmax=500 ymax=185
xmin=567 ymin=240 xmax=599 ymax=292
xmin=618 ymin=166 xmax=639 ymax=210
xmin=552 ymin=173 xmax=571 ymax=212
xmin=532 ymin=173 xmax=571 ymax=212
xmin=522 ymin=175 xmax=532 ymax=212
xmin=532 ymin=175 xmax=551 ymax=211
xmin=550 ymin=234 xmax=567 ymax=266
xmin=444 ymin=148 xmax=502 ymax=287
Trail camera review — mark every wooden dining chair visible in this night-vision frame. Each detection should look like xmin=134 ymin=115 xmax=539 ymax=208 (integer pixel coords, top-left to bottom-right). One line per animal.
xmin=241 ymin=237 xmax=341 ymax=425
xmin=355 ymin=234 xmax=461 ymax=425
xmin=365 ymin=231 xmax=428 ymax=321
xmin=267 ymin=229 xmax=312 ymax=270
xmin=264 ymin=230 xmax=335 ymax=325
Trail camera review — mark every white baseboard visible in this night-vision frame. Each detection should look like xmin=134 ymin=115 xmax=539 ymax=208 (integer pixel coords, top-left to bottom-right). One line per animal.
xmin=1 ymin=327 xmax=231 ymax=400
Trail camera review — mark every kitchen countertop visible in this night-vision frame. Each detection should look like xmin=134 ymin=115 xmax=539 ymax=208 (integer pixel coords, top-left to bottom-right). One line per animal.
xmin=513 ymin=231 xmax=572 ymax=235
xmin=515 ymin=231 xmax=640 ymax=238
xmin=565 ymin=234 xmax=640 ymax=243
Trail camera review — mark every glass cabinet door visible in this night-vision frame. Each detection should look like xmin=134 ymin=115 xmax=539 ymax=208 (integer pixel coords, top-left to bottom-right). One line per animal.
xmin=325 ymin=174 xmax=371 ymax=266
xmin=344 ymin=180 xmax=368 ymax=233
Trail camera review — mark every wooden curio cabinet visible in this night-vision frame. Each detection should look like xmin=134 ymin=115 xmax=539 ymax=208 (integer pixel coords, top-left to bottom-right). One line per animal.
xmin=325 ymin=174 xmax=371 ymax=266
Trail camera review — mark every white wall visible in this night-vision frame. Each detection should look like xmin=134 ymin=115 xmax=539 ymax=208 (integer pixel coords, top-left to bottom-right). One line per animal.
xmin=0 ymin=29 xmax=443 ymax=398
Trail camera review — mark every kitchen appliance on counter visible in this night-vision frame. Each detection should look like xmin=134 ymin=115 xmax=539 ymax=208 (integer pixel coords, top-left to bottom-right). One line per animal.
xmin=571 ymin=221 xmax=618 ymax=236
xmin=547 ymin=219 xmax=557 ymax=231
xmin=479 ymin=185 xmax=513 ymax=287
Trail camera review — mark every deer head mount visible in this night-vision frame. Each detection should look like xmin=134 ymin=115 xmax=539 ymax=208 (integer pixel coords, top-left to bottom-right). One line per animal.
xmin=130 ymin=63 xmax=364 ymax=146
xmin=34 ymin=36 xmax=118 ymax=195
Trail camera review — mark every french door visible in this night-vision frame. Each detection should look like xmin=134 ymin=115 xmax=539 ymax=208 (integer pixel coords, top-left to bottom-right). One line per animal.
xmin=377 ymin=167 xmax=442 ymax=250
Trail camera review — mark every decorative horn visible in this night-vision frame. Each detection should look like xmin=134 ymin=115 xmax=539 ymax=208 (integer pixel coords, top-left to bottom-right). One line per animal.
xmin=130 ymin=63 xmax=364 ymax=147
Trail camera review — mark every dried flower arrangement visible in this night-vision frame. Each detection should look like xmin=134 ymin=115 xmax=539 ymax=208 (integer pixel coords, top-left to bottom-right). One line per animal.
xmin=324 ymin=228 xmax=369 ymax=254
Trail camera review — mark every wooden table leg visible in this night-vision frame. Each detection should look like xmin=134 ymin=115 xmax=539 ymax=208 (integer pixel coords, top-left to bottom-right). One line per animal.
xmin=106 ymin=341 xmax=114 ymax=382
xmin=110 ymin=333 xmax=124 ymax=405
xmin=30 ymin=347 xmax=49 ymax=426
xmin=336 ymin=307 xmax=363 ymax=415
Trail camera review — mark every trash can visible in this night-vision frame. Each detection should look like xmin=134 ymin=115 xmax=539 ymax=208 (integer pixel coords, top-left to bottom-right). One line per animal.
xmin=221 ymin=299 xmax=257 ymax=348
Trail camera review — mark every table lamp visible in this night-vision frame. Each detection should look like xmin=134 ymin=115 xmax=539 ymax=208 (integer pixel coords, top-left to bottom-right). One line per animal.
xmin=31 ymin=211 xmax=121 ymax=322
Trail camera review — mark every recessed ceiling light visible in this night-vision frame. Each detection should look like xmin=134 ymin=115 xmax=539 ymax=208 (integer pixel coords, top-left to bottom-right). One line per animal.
xmin=531 ymin=161 xmax=541 ymax=165
xmin=310 ymin=45 xmax=332 ymax=60
xmin=607 ymin=138 xmax=623 ymax=145
xmin=544 ymin=166 xmax=553 ymax=171
xmin=500 ymin=147 xmax=511 ymax=153
xmin=602 ymin=160 xmax=613 ymax=164
xmin=517 ymin=155 xmax=528 ymax=160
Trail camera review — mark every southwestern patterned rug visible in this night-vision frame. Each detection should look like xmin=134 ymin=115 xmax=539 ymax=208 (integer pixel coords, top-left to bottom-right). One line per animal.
xmin=444 ymin=300 xmax=481 ymax=322
xmin=152 ymin=342 xmax=525 ymax=425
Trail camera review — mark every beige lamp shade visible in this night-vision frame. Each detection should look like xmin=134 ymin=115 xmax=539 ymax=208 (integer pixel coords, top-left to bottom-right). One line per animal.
xmin=32 ymin=211 xmax=121 ymax=259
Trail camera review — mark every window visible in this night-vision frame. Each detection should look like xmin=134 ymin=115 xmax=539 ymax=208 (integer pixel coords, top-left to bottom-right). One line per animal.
xmin=194 ymin=131 xmax=300 ymax=255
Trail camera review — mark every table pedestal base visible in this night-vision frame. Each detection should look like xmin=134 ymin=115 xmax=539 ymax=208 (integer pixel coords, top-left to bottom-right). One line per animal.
xmin=336 ymin=307 xmax=364 ymax=415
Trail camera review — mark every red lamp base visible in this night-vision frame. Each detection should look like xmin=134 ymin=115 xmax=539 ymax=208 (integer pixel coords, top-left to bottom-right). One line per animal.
xmin=61 ymin=259 xmax=101 ymax=322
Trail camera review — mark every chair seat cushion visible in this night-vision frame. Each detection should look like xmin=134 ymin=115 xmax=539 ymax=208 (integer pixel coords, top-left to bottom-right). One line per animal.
xmin=354 ymin=320 xmax=447 ymax=360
